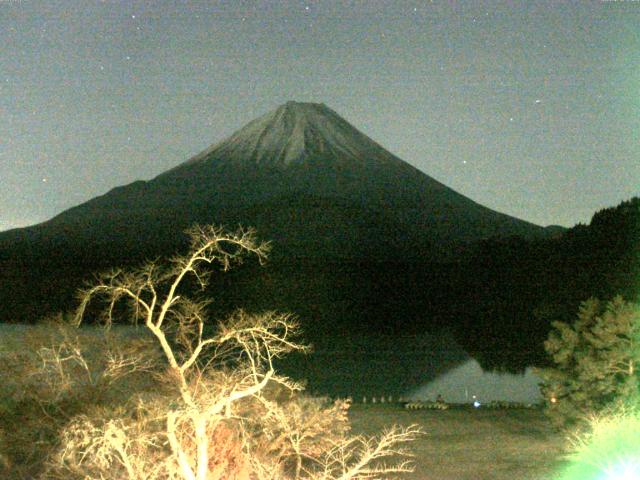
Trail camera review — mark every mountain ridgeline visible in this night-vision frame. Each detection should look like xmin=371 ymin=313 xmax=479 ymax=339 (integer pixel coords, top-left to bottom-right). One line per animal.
xmin=1 ymin=102 xmax=637 ymax=372
xmin=3 ymin=102 xmax=549 ymax=258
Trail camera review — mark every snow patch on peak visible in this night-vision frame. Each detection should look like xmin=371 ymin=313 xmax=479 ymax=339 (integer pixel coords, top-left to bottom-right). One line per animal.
xmin=282 ymin=100 xmax=326 ymax=111
xmin=180 ymin=101 xmax=407 ymax=170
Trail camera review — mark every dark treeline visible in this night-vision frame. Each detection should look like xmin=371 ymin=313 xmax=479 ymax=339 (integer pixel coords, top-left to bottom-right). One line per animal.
xmin=1 ymin=197 xmax=638 ymax=373
xmin=460 ymin=197 xmax=639 ymax=370
xmin=205 ymin=198 xmax=639 ymax=371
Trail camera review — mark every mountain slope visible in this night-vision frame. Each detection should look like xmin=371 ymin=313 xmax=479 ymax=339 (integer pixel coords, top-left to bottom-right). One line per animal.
xmin=30 ymin=101 xmax=547 ymax=252
xmin=0 ymin=101 xmax=554 ymax=325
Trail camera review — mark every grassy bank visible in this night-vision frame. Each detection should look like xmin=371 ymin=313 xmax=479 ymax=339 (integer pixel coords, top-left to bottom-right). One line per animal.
xmin=348 ymin=403 xmax=569 ymax=480
xmin=1 ymin=323 xmax=568 ymax=479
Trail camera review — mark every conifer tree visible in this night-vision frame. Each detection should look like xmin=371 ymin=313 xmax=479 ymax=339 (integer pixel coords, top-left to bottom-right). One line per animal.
xmin=538 ymin=296 xmax=640 ymax=428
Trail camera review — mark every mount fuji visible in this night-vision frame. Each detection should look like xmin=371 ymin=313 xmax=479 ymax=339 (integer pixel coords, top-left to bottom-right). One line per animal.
xmin=0 ymin=101 xmax=553 ymax=324
xmin=9 ymin=102 xmax=547 ymax=253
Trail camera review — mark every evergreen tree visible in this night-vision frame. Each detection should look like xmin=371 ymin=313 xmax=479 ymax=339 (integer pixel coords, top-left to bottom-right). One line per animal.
xmin=538 ymin=296 xmax=640 ymax=428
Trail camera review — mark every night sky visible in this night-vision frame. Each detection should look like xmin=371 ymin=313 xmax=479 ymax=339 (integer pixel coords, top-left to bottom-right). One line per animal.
xmin=2 ymin=1 xmax=638 ymax=232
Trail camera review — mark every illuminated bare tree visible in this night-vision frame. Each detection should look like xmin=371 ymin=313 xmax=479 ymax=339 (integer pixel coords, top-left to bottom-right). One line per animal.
xmin=50 ymin=225 xmax=420 ymax=480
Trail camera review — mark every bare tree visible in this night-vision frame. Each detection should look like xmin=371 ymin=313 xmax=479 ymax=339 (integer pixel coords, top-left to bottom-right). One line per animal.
xmin=46 ymin=225 xmax=420 ymax=480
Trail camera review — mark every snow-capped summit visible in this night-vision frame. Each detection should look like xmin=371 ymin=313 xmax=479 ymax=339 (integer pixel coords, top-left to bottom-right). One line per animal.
xmin=174 ymin=101 xmax=405 ymax=171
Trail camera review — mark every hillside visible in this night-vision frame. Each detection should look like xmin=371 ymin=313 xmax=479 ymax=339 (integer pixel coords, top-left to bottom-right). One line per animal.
xmin=0 ymin=101 xmax=552 ymax=327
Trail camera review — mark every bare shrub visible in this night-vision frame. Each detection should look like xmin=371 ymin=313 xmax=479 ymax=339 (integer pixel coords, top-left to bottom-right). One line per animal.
xmin=39 ymin=225 xmax=420 ymax=480
xmin=556 ymin=404 xmax=640 ymax=479
xmin=0 ymin=317 xmax=161 ymax=479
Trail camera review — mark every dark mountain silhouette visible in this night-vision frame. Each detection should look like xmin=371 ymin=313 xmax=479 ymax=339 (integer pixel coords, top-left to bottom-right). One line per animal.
xmin=2 ymin=102 xmax=549 ymax=257
xmin=0 ymin=101 xmax=576 ymax=383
